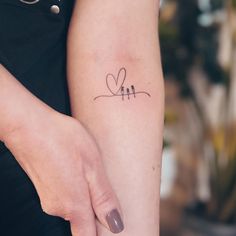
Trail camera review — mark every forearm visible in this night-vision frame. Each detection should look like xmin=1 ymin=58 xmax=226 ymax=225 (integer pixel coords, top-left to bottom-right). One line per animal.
xmin=67 ymin=1 xmax=164 ymax=235
xmin=0 ymin=65 xmax=53 ymax=142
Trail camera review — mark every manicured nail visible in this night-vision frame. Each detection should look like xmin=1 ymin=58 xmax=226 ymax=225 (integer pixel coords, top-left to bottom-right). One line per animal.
xmin=106 ymin=209 xmax=124 ymax=234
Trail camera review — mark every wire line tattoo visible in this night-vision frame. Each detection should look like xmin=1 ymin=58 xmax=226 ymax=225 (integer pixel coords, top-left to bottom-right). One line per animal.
xmin=94 ymin=67 xmax=151 ymax=101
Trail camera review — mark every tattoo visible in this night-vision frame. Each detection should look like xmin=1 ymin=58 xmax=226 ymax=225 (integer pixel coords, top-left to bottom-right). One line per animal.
xmin=94 ymin=67 xmax=151 ymax=101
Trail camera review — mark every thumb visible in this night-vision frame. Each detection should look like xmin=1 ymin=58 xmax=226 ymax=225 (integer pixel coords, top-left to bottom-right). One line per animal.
xmin=86 ymin=161 xmax=125 ymax=234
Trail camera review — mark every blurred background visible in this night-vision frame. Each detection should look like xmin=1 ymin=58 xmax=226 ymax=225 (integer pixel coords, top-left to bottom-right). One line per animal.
xmin=159 ymin=0 xmax=236 ymax=235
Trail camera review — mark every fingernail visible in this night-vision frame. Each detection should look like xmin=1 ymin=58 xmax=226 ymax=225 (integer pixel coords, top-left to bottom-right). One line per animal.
xmin=106 ymin=209 xmax=124 ymax=234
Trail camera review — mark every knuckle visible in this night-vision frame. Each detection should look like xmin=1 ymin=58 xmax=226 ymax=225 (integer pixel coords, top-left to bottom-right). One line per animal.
xmin=64 ymin=206 xmax=92 ymax=223
xmin=62 ymin=200 xmax=89 ymax=221
xmin=41 ymin=199 xmax=78 ymax=220
xmin=94 ymin=190 xmax=114 ymax=208
xmin=41 ymin=201 xmax=57 ymax=216
xmin=62 ymin=201 xmax=77 ymax=219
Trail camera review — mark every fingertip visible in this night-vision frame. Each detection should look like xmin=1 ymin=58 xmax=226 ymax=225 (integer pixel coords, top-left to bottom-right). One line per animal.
xmin=106 ymin=208 xmax=124 ymax=234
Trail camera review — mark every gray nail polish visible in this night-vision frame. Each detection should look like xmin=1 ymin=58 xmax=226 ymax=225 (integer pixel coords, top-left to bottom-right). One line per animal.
xmin=106 ymin=209 xmax=124 ymax=234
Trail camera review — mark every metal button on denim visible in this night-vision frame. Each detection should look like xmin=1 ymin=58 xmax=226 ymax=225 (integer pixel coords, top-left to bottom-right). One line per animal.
xmin=50 ymin=5 xmax=60 ymax=14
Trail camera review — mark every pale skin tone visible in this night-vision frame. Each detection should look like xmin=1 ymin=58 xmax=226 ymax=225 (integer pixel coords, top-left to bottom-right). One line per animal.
xmin=0 ymin=1 xmax=163 ymax=236
xmin=67 ymin=1 xmax=164 ymax=235
xmin=0 ymin=65 xmax=122 ymax=236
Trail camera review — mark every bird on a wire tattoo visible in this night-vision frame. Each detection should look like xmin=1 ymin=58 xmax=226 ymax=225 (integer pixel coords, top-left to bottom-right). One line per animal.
xmin=94 ymin=67 xmax=151 ymax=101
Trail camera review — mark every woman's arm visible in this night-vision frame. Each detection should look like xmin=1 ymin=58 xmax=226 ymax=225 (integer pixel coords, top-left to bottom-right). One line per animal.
xmin=67 ymin=1 xmax=164 ymax=235
xmin=0 ymin=64 xmax=123 ymax=236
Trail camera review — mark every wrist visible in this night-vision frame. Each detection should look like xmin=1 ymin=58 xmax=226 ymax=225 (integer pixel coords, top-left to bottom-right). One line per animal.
xmin=1 ymin=101 xmax=57 ymax=148
xmin=0 ymin=65 xmax=52 ymax=143
xmin=0 ymin=65 xmax=59 ymax=144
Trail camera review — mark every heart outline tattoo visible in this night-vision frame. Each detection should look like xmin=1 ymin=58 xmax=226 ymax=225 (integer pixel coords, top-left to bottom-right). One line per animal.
xmin=94 ymin=67 xmax=151 ymax=101
xmin=106 ymin=68 xmax=126 ymax=95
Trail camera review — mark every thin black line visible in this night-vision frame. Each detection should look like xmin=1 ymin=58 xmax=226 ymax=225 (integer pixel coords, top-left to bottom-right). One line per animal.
xmin=106 ymin=68 xmax=126 ymax=95
xmin=121 ymin=87 xmax=125 ymax=101
xmin=127 ymin=88 xmax=130 ymax=100
xmin=131 ymin=85 xmax=136 ymax=98
xmin=94 ymin=67 xmax=151 ymax=101
xmin=94 ymin=91 xmax=151 ymax=101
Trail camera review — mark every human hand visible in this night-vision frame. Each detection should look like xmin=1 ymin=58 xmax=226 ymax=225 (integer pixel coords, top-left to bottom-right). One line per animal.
xmin=2 ymin=110 xmax=124 ymax=235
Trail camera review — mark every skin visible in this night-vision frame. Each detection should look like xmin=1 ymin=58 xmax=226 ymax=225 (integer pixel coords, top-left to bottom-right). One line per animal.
xmin=67 ymin=0 xmax=164 ymax=235
xmin=0 ymin=65 xmax=122 ymax=236
xmin=0 ymin=0 xmax=163 ymax=235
